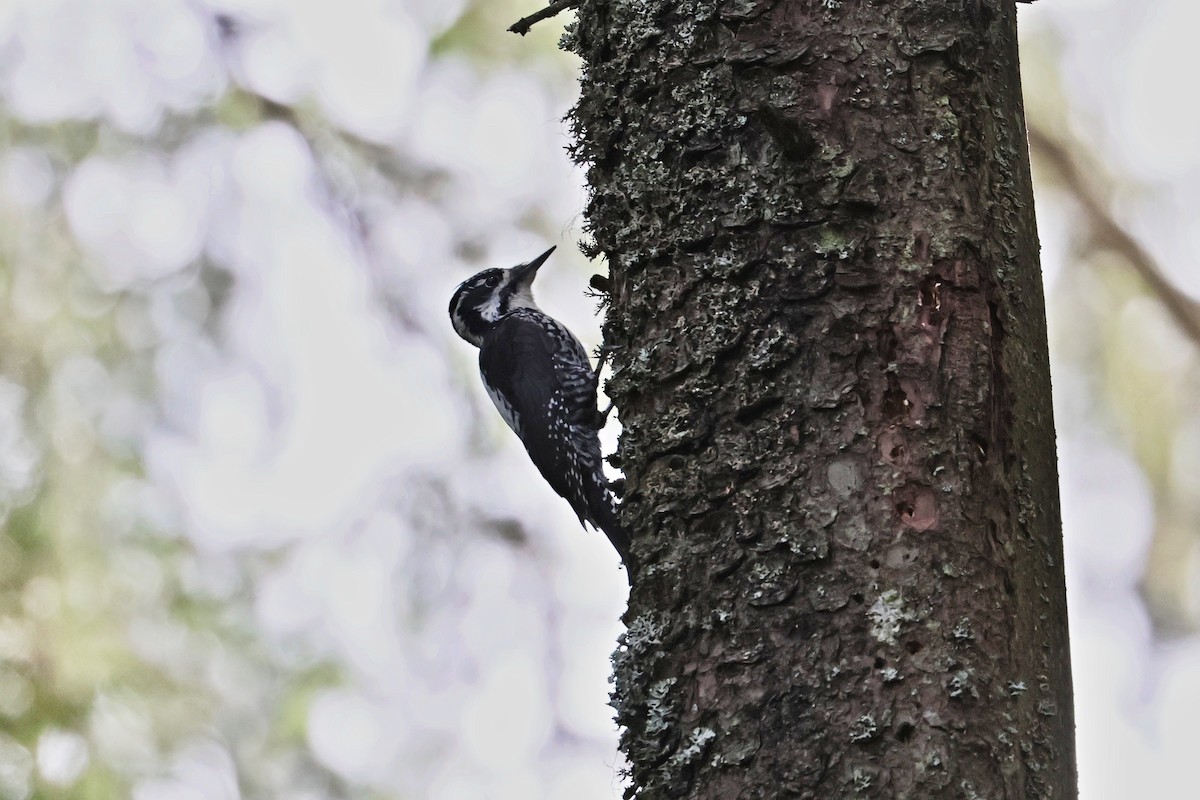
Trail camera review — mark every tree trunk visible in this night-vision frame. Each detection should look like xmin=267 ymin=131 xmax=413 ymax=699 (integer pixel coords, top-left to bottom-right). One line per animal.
xmin=568 ymin=0 xmax=1076 ymax=798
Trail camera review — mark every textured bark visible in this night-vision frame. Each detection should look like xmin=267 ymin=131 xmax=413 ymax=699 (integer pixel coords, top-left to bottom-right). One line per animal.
xmin=568 ymin=0 xmax=1075 ymax=798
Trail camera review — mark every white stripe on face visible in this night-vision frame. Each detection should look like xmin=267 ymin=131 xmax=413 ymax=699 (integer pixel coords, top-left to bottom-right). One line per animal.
xmin=479 ymin=286 xmax=505 ymax=322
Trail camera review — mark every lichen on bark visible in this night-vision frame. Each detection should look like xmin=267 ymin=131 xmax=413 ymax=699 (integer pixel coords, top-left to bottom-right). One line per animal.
xmin=568 ymin=1 xmax=1076 ymax=797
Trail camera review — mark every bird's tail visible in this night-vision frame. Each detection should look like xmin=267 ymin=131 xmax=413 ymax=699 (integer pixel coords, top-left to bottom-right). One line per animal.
xmin=588 ymin=486 xmax=635 ymax=585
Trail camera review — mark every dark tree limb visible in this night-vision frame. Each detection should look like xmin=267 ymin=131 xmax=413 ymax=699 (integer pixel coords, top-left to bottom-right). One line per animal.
xmin=509 ymin=0 xmax=580 ymax=36
xmin=1029 ymin=126 xmax=1200 ymax=350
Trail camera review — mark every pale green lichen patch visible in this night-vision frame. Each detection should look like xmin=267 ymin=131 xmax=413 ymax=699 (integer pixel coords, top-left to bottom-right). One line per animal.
xmin=867 ymin=589 xmax=909 ymax=644
xmin=849 ymin=713 xmax=878 ymax=742
xmin=645 ymin=678 xmax=678 ymax=734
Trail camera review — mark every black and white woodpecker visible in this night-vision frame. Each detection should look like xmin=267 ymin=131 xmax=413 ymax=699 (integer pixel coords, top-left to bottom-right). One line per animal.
xmin=449 ymin=247 xmax=633 ymax=582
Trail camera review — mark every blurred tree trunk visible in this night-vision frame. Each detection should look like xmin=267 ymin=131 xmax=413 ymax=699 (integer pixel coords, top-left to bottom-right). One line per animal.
xmin=568 ymin=0 xmax=1076 ymax=798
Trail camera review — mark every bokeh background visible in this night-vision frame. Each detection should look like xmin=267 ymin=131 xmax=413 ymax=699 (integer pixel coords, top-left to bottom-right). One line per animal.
xmin=0 ymin=0 xmax=1195 ymax=797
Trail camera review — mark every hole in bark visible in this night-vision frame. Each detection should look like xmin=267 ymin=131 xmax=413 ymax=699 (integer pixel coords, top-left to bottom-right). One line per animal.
xmin=873 ymin=657 xmax=885 ymax=669
xmin=913 ymin=230 xmax=930 ymax=263
xmin=905 ymin=640 xmax=922 ymax=655
xmin=735 ymin=395 xmax=782 ymax=424
xmin=895 ymin=501 xmax=914 ymax=519
xmin=1004 ymin=576 xmax=1016 ymax=596
xmin=883 ymin=375 xmax=908 ymax=420
xmin=851 ymin=592 xmax=865 ymax=605
xmin=752 ymin=106 xmax=818 ymax=163
xmin=970 ymin=434 xmax=988 ymax=462
xmin=668 ymin=455 xmax=686 ymax=470
xmin=869 ymin=559 xmax=880 ymax=569
xmin=918 ymin=277 xmax=943 ymax=314
xmin=896 ymin=722 xmax=916 ymax=742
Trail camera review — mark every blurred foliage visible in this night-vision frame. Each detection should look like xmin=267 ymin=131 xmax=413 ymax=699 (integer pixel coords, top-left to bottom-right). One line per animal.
xmin=0 ymin=127 xmax=336 ymax=795
xmin=0 ymin=1 xmax=625 ymax=798
xmin=4 ymin=3 xmax=449 ymax=799
xmin=1023 ymin=21 xmax=1200 ymax=634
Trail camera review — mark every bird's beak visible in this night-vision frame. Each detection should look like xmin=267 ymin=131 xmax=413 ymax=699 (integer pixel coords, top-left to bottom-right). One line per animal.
xmin=510 ymin=246 xmax=556 ymax=286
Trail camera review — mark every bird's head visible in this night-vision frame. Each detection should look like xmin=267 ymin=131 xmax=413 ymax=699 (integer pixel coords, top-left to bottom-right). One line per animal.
xmin=449 ymin=246 xmax=555 ymax=346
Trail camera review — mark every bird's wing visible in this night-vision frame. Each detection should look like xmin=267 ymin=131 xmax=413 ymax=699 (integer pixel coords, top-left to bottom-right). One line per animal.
xmin=478 ymin=310 xmax=601 ymax=520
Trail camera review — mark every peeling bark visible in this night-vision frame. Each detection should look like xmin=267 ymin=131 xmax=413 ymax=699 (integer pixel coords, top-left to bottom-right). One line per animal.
xmin=567 ymin=0 xmax=1076 ymax=798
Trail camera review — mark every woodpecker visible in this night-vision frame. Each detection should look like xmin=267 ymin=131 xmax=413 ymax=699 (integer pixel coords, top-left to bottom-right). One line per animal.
xmin=449 ymin=246 xmax=633 ymax=581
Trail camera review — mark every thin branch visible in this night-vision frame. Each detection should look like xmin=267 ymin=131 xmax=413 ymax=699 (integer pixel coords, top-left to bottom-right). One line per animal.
xmin=509 ymin=0 xmax=580 ymax=36
xmin=1029 ymin=126 xmax=1200 ymax=350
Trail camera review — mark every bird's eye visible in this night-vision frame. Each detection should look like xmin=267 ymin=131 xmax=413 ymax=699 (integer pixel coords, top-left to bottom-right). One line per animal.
xmin=485 ymin=274 xmax=500 ymax=288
